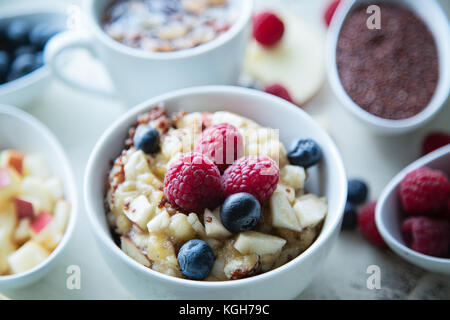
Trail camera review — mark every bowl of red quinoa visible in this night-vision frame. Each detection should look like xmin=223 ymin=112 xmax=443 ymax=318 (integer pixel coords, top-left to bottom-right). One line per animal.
xmin=326 ymin=0 xmax=450 ymax=135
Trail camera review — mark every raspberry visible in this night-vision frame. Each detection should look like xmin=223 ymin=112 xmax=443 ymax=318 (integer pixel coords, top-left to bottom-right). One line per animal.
xmin=195 ymin=123 xmax=244 ymax=173
xmin=357 ymin=202 xmax=386 ymax=247
xmin=422 ymin=132 xmax=450 ymax=155
xmin=222 ymin=156 xmax=279 ymax=204
xmin=253 ymin=11 xmax=285 ymax=48
xmin=323 ymin=0 xmax=341 ymax=27
xmin=402 ymin=217 xmax=450 ymax=257
xmin=264 ymin=84 xmax=293 ymax=103
xmin=399 ymin=167 xmax=450 ymax=216
xmin=164 ymin=152 xmax=223 ymax=214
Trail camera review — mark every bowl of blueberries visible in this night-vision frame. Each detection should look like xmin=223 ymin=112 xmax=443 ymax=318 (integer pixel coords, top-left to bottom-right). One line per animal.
xmin=0 ymin=7 xmax=66 ymax=107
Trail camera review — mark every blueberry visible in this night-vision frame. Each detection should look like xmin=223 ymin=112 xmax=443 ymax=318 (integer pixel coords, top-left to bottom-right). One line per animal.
xmin=342 ymin=202 xmax=357 ymax=230
xmin=287 ymin=138 xmax=323 ymax=168
xmin=6 ymin=19 xmax=31 ymax=45
xmin=177 ymin=239 xmax=214 ymax=280
xmin=34 ymin=51 xmax=44 ymax=69
xmin=14 ymin=45 xmax=36 ymax=57
xmin=29 ymin=23 xmax=61 ymax=49
xmin=347 ymin=179 xmax=368 ymax=204
xmin=133 ymin=125 xmax=160 ymax=154
xmin=220 ymin=193 xmax=261 ymax=234
xmin=8 ymin=53 xmax=37 ymax=81
xmin=0 ymin=50 xmax=10 ymax=81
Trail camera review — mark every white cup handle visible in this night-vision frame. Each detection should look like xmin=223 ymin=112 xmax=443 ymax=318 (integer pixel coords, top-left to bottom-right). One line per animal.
xmin=45 ymin=31 xmax=115 ymax=98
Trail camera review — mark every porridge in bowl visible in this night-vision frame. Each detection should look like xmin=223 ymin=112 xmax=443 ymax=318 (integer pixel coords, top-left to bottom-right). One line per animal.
xmin=102 ymin=0 xmax=238 ymax=52
xmin=106 ymin=106 xmax=327 ymax=281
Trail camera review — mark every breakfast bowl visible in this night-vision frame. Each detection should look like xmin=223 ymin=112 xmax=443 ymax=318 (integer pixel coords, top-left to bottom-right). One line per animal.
xmin=327 ymin=0 xmax=450 ymax=135
xmin=0 ymin=104 xmax=78 ymax=289
xmin=84 ymin=86 xmax=347 ymax=299
xmin=0 ymin=7 xmax=67 ymax=108
xmin=376 ymin=145 xmax=450 ymax=275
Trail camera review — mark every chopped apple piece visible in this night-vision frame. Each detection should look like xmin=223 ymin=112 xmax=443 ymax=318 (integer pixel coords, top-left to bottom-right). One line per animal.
xmin=7 ymin=241 xmax=50 ymax=274
xmin=187 ymin=213 xmax=206 ymax=238
xmin=0 ymin=150 xmax=25 ymax=175
xmin=234 ymin=231 xmax=286 ymax=256
xmin=20 ymin=177 xmax=54 ymax=213
xmin=23 ymin=154 xmax=50 ymax=179
xmin=0 ymin=203 xmax=18 ymax=235
xmin=124 ymin=150 xmax=150 ymax=181
xmin=167 ymin=213 xmax=196 ymax=244
xmin=124 ymin=195 xmax=154 ymax=230
xmin=121 ymin=236 xmax=152 ymax=267
xmin=52 ymin=200 xmax=70 ymax=233
xmin=204 ymin=208 xmax=232 ymax=239
xmin=44 ymin=177 xmax=64 ymax=200
xmin=14 ymin=197 xmax=35 ymax=219
xmin=0 ymin=168 xmax=20 ymax=207
xmin=0 ymin=228 xmax=16 ymax=274
xmin=280 ymin=165 xmax=306 ymax=190
xmin=147 ymin=209 xmax=170 ymax=233
xmin=33 ymin=224 xmax=62 ymax=251
xmin=31 ymin=212 xmax=53 ymax=234
xmin=293 ymin=194 xmax=327 ymax=228
xmin=14 ymin=218 xmax=31 ymax=244
xmin=270 ymin=188 xmax=302 ymax=232
xmin=147 ymin=233 xmax=177 ymax=266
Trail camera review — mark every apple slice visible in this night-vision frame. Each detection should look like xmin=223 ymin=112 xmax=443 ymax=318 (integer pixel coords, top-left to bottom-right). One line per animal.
xmin=0 ymin=203 xmax=18 ymax=235
xmin=147 ymin=209 xmax=171 ymax=234
xmin=120 ymin=236 xmax=152 ymax=268
xmin=124 ymin=150 xmax=151 ymax=181
xmin=14 ymin=218 xmax=31 ymax=244
xmin=14 ymin=198 xmax=35 ymax=219
xmin=187 ymin=213 xmax=206 ymax=238
xmin=31 ymin=212 xmax=53 ymax=234
xmin=0 ymin=167 xmax=20 ymax=206
xmin=270 ymin=187 xmax=302 ymax=232
xmin=280 ymin=165 xmax=306 ymax=190
xmin=20 ymin=177 xmax=54 ymax=213
xmin=167 ymin=213 xmax=196 ymax=244
xmin=43 ymin=177 xmax=64 ymax=200
xmin=124 ymin=195 xmax=155 ymax=230
xmin=233 ymin=231 xmax=286 ymax=256
xmin=52 ymin=200 xmax=70 ymax=233
xmin=23 ymin=154 xmax=50 ymax=179
xmin=7 ymin=241 xmax=50 ymax=274
xmin=0 ymin=228 xmax=16 ymax=275
xmin=204 ymin=208 xmax=232 ymax=239
xmin=0 ymin=150 xmax=25 ymax=175
xmin=293 ymin=194 xmax=328 ymax=228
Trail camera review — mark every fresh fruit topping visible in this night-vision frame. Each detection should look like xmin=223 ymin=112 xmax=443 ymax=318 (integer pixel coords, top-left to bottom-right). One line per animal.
xmin=177 ymin=239 xmax=214 ymax=280
xmin=14 ymin=198 xmax=35 ymax=220
xmin=220 ymin=193 xmax=261 ymax=233
xmin=194 ymin=123 xmax=244 ymax=173
xmin=342 ymin=202 xmax=358 ymax=230
xmin=402 ymin=216 xmax=449 ymax=257
xmin=347 ymin=179 xmax=368 ymax=205
xmin=422 ymin=132 xmax=450 ymax=155
xmin=7 ymin=241 xmax=49 ymax=274
xmin=234 ymin=231 xmax=286 ymax=255
xmin=3 ymin=150 xmax=24 ymax=175
xmin=357 ymin=202 xmax=386 ymax=247
xmin=264 ymin=83 xmax=293 ymax=103
xmin=323 ymin=0 xmax=341 ymax=27
xmin=399 ymin=167 xmax=450 ymax=216
xmin=252 ymin=11 xmax=285 ymax=48
xmin=133 ymin=125 xmax=160 ymax=154
xmin=164 ymin=152 xmax=223 ymax=213
xmin=221 ymin=156 xmax=279 ymax=204
xmin=6 ymin=19 xmax=30 ymax=45
xmin=287 ymin=138 xmax=322 ymax=168
xmin=31 ymin=212 xmax=53 ymax=234
xmin=29 ymin=23 xmax=61 ymax=50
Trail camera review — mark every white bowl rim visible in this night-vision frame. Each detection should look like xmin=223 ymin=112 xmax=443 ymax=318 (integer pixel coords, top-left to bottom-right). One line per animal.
xmin=0 ymin=104 xmax=79 ymax=283
xmin=84 ymin=0 xmax=254 ymax=60
xmin=0 ymin=6 xmax=68 ymax=96
xmin=326 ymin=0 xmax=450 ymax=131
xmin=376 ymin=145 xmax=450 ymax=264
xmin=84 ymin=85 xmax=347 ymax=289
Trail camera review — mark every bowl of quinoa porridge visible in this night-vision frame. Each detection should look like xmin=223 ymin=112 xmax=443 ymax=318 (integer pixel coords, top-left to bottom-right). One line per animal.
xmin=85 ymin=86 xmax=346 ymax=299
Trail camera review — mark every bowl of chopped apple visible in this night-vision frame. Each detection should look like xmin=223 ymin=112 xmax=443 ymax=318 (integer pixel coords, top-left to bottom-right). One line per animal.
xmin=0 ymin=104 xmax=77 ymax=289
xmin=85 ymin=86 xmax=346 ymax=299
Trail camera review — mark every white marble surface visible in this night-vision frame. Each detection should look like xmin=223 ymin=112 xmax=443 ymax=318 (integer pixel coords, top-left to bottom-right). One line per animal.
xmin=1 ymin=0 xmax=450 ymax=299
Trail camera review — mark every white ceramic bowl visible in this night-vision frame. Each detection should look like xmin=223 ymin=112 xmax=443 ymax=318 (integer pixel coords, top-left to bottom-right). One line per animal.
xmin=0 ymin=104 xmax=78 ymax=289
xmin=376 ymin=145 xmax=450 ymax=275
xmin=327 ymin=0 xmax=450 ymax=135
xmin=84 ymin=86 xmax=347 ymax=299
xmin=0 ymin=7 xmax=67 ymax=108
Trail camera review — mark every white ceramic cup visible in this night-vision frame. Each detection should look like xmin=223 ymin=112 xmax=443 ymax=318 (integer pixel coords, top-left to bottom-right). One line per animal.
xmin=45 ymin=0 xmax=253 ymax=106
xmin=84 ymin=86 xmax=347 ymax=299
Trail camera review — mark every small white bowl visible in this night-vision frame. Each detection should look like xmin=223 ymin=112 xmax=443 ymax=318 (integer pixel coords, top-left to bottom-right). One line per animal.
xmin=84 ymin=86 xmax=347 ymax=299
xmin=327 ymin=0 xmax=450 ymax=135
xmin=376 ymin=145 xmax=450 ymax=275
xmin=0 ymin=104 xmax=78 ymax=289
xmin=0 ymin=7 xmax=67 ymax=108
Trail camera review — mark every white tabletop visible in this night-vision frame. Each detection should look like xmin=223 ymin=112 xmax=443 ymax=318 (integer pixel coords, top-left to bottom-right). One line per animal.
xmin=2 ymin=0 xmax=450 ymax=299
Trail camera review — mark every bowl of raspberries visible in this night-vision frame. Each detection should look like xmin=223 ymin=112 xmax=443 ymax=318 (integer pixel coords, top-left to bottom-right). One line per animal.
xmin=376 ymin=145 xmax=450 ymax=274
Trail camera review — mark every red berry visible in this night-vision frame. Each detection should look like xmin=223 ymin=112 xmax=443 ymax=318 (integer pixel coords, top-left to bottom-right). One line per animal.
xmin=422 ymin=132 xmax=450 ymax=155
xmin=164 ymin=152 xmax=223 ymax=214
xmin=357 ymin=202 xmax=386 ymax=247
xmin=195 ymin=123 xmax=244 ymax=174
xmin=402 ymin=216 xmax=450 ymax=257
xmin=253 ymin=11 xmax=285 ymax=48
xmin=264 ymin=84 xmax=293 ymax=103
xmin=323 ymin=0 xmax=341 ymax=27
xmin=399 ymin=167 xmax=450 ymax=216
xmin=222 ymin=156 xmax=279 ymax=204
